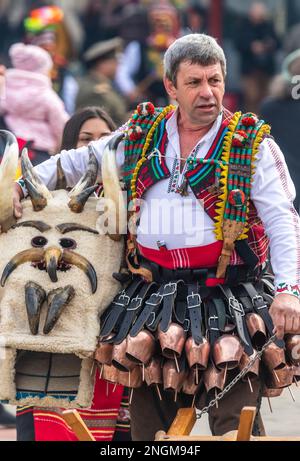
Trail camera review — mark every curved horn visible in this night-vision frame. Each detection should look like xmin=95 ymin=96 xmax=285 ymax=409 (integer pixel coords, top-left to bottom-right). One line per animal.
xmin=62 ymin=249 xmax=97 ymax=293
xmin=1 ymin=248 xmax=44 ymax=286
xmin=43 ymin=285 xmax=75 ymax=334
xmin=0 ymin=130 xmax=19 ymax=232
xmin=69 ymin=147 xmax=99 ymax=197
xmin=101 ymin=133 xmax=127 ymax=241
xmin=68 ymin=184 xmax=98 ymax=213
xmin=25 ymin=281 xmax=46 ymax=335
xmin=21 ymin=148 xmax=52 ymax=210
xmin=44 ymin=246 xmax=62 ymax=283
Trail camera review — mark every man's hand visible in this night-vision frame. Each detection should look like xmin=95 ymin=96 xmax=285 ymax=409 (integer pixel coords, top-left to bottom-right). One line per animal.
xmin=269 ymin=293 xmax=300 ymax=339
xmin=13 ymin=182 xmax=24 ymax=219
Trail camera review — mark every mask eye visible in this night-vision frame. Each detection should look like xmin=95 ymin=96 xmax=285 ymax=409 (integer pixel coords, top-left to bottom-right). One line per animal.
xmin=59 ymin=238 xmax=77 ymax=250
xmin=31 ymin=236 xmax=48 ymax=248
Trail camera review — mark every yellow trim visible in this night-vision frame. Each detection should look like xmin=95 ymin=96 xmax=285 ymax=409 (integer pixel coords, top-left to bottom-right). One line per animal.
xmin=130 ymin=104 xmax=175 ymax=199
xmin=214 ymin=111 xmax=241 ymax=241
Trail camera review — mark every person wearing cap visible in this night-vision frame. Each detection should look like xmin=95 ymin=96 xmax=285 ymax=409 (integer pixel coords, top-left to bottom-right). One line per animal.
xmin=260 ymin=48 xmax=300 ymax=212
xmin=0 ymin=42 xmax=68 ymax=154
xmin=76 ymin=38 xmax=127 ymax=126
xmin=12 ymin=33 xmax=300 ymax=441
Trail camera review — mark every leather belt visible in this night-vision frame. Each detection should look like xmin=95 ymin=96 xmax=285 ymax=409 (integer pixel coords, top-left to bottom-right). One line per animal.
xmin=240 ymin=282 xmax=285 ymax=348
xmin=160 ymin=280 xmax=184 ymax=332
xmin=100 ymin=278 xmax=144 ymax=338
xmin=186 ymin=282 xmax=203 ymax=344
xmin=110 ymin=282 xmax=157 ymax=344
xmin=206 ymin=299 xmax=221 ymax=346
xmin=130 ymin=286 xmax=164 ymax=337
xmin=218 ymin=285 xmax=253 ymax=355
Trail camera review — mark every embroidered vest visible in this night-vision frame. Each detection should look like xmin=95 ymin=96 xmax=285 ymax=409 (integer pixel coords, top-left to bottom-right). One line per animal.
xmin=124 ymin=103 xmax=271 ymax=268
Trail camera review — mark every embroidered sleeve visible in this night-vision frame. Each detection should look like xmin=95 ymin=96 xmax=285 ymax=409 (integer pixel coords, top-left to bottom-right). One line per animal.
xmin=251 ymin=137 xmax=300 ymax=289
xmin=274 ymin=282 xmax=300 ymax=300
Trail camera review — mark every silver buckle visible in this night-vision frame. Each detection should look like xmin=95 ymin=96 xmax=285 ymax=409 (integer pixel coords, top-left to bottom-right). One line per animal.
xmin=127 ymin=296 xmax=143 ymax=311
xmin=163 ymin=282 xmax=177 ymax=296
xmin=228 ymin=296 xmax=245 ymax=316
xmin=146 ymin=293 xmax=162 ymax=307
xmin=252 ymin=294 xmax=267 ymax=310
xmin=114 ymin=290 xmax=130 ymax=307
xmin=208 ymin=315 xmax=219 ymax=330
xmin=187 ymin=293 xmax=201 ymax=309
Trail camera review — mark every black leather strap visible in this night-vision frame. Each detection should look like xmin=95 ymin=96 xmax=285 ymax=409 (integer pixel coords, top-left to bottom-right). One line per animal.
xmin=100 ymin=278 xmax=144 ymax=338
xmin=206 ymin=299 xmax=221 ymax=346
xmin=240 ymin=282 xmax=284 ymax=348
xmin=187 ymin=282 xmax=203 ymax=345
xmin=111 ymin=282 xmax=157 ymax=344
xmin=160 ymin=280 xmax=184 ymax=332
xmin=218 ymin=285 xmax=253 ymax=355
xmin=130 ymin=286 xmax=164 ymax=337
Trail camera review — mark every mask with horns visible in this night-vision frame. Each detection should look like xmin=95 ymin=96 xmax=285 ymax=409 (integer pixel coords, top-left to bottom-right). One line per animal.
xmin=0 ymin=130 xmax=125 ymax=408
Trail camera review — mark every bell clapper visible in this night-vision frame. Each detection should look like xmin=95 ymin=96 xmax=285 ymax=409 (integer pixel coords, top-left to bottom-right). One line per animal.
xmin=113 ymin=383 xmax=117 ymax=393
xmin=287 ymin=385 xmax=296 ymax=402
xmin=174 ymin=352 xmax=180 ymax=373
xmin=142 ymin=363 xmax=145 ymax=382
xmin=156 ymin=384 xmax=162 ymax=401
xmin=191 ymin=394 xmax=196 ymax=408
xmin=129 ymin=388 xmax=134 ymax=405
xmin=99 ymin=364 xmax=104 ymax=379
xmin=215 ymin=388 xmax=219 ymax=409
xmin=128 ymin=370 xmax=131 ymax=388
xmin=195 ymin=364 xmax=199 ymax=385
xmin=267 ymin=397 xmax=273 ymax=413
xmin=248 ymin=376 xmax=253 ymax=393
xmin=106 ymin=381 xmax=109 ymax=397
xmin=174 ymin=390 xmax=178 ymax=403
xmin=273 ymin=370 xmax=280 ymax=383
xmin=293 ymin=377 xmax=298 ymax=387
xmin=90 ymin=361 xmax=95 ymax=376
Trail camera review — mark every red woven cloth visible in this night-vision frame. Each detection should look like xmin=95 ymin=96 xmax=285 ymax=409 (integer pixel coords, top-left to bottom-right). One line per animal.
xmin=32 ymin=370 xmax=124 ymax=441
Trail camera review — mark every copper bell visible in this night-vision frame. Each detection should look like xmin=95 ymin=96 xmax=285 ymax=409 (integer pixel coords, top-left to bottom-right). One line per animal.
xmin=117 ymin=367 xmax=143 ymax=388
xmin=94 ymin=334 xmax=114 ymax=365
xmin=262 ymin=385 xmax=284 ymax=398
xmin=285 ymin=334 xmax=300 ymax=366
xmin=293 ymin=364 xmax=300 ymax=382
xmin=144 ymin=356 xmax=163 ymax=386
xmin=245 ymin=313 xmax=267 ymax=348
xmin=238 ymin=351 xmax=260 ymax=381
xmin=157 ymin=323 xmax=186 ymax=359
xmin=111 ymin=339 xmax=136 ymax=372
xmin=162 ymin=359 xmax=187 ymax=392
xmin=102 ymin=364 xmax=119 ymax=383
xmin=203 ymin=363 xmax=226 ymax=393
xmin=265 ymin=364 xmax=294 ymax=389
xmin=182 ymin=368 xmax=201 ymax=395
xmin=262 ymin=342 xmax=286 ymax=371
xmin=212 ymin=334 xmax=243 ymax=370
xmin=126 ymin=330 xmax=156 ymax=365
xmin=184 ymin=336 xmax=210 ymax=370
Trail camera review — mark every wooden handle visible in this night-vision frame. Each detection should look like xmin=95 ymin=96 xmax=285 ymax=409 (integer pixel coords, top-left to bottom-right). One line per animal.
xmin=62 ymin=410 xmax=96 ymax=441
xmin=167 ymin=408 xmax=196 ymax=436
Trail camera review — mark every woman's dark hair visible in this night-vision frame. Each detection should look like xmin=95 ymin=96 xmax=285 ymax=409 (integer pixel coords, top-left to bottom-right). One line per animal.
xmin=60 ymin=106 xmax=116 ymax=150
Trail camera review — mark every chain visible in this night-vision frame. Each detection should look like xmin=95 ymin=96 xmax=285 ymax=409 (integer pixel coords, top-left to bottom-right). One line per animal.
xmin=196 ymin=333 xmax=277 ymax=419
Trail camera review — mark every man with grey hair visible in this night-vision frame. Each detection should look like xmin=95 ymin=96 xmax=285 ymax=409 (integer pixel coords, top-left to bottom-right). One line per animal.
xmin=12 ymin=34 xmax=300 ymax=440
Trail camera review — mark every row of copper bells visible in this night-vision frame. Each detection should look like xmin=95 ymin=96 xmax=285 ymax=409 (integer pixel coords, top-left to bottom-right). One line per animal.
xmin=95 ymin=324 xmax=300 ymax=397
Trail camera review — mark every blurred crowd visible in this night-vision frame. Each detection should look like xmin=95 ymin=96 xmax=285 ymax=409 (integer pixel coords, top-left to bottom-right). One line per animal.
xmin=1 ymin=0 xmax=300 ymax=430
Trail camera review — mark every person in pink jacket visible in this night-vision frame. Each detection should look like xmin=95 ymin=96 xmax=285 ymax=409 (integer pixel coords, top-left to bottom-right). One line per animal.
xmin=0 ymin=43 xmax=69 ymax=154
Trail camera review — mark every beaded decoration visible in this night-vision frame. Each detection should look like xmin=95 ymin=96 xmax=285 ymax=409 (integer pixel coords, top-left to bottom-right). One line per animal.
xmin=214 ymin=111 xmax=271 ymax=242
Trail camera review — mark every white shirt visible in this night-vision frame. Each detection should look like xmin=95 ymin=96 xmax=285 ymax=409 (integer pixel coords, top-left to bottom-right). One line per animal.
xmin=33 ymin=110 xmax=300 ymax=288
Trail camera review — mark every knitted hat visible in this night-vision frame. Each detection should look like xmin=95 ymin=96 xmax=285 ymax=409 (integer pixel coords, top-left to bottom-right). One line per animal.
xmin=9 ymin=42 xmax=53 ymax=75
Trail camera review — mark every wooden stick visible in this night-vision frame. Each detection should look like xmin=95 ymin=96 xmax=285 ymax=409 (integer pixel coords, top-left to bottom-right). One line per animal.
xmin=62 ymin=410 xmax=95 ymax=441
xmin=236 ymin=406 xmax=256 ymax=441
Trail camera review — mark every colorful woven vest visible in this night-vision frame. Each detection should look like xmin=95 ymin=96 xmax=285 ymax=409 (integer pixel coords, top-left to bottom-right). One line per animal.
xmin=123 ymin=103 xmax=271 ymax=271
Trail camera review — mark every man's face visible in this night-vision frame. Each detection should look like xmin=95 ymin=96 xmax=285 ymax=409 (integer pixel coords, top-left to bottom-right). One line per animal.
xmin=164 ymin=61 xmax=225 ymax=127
